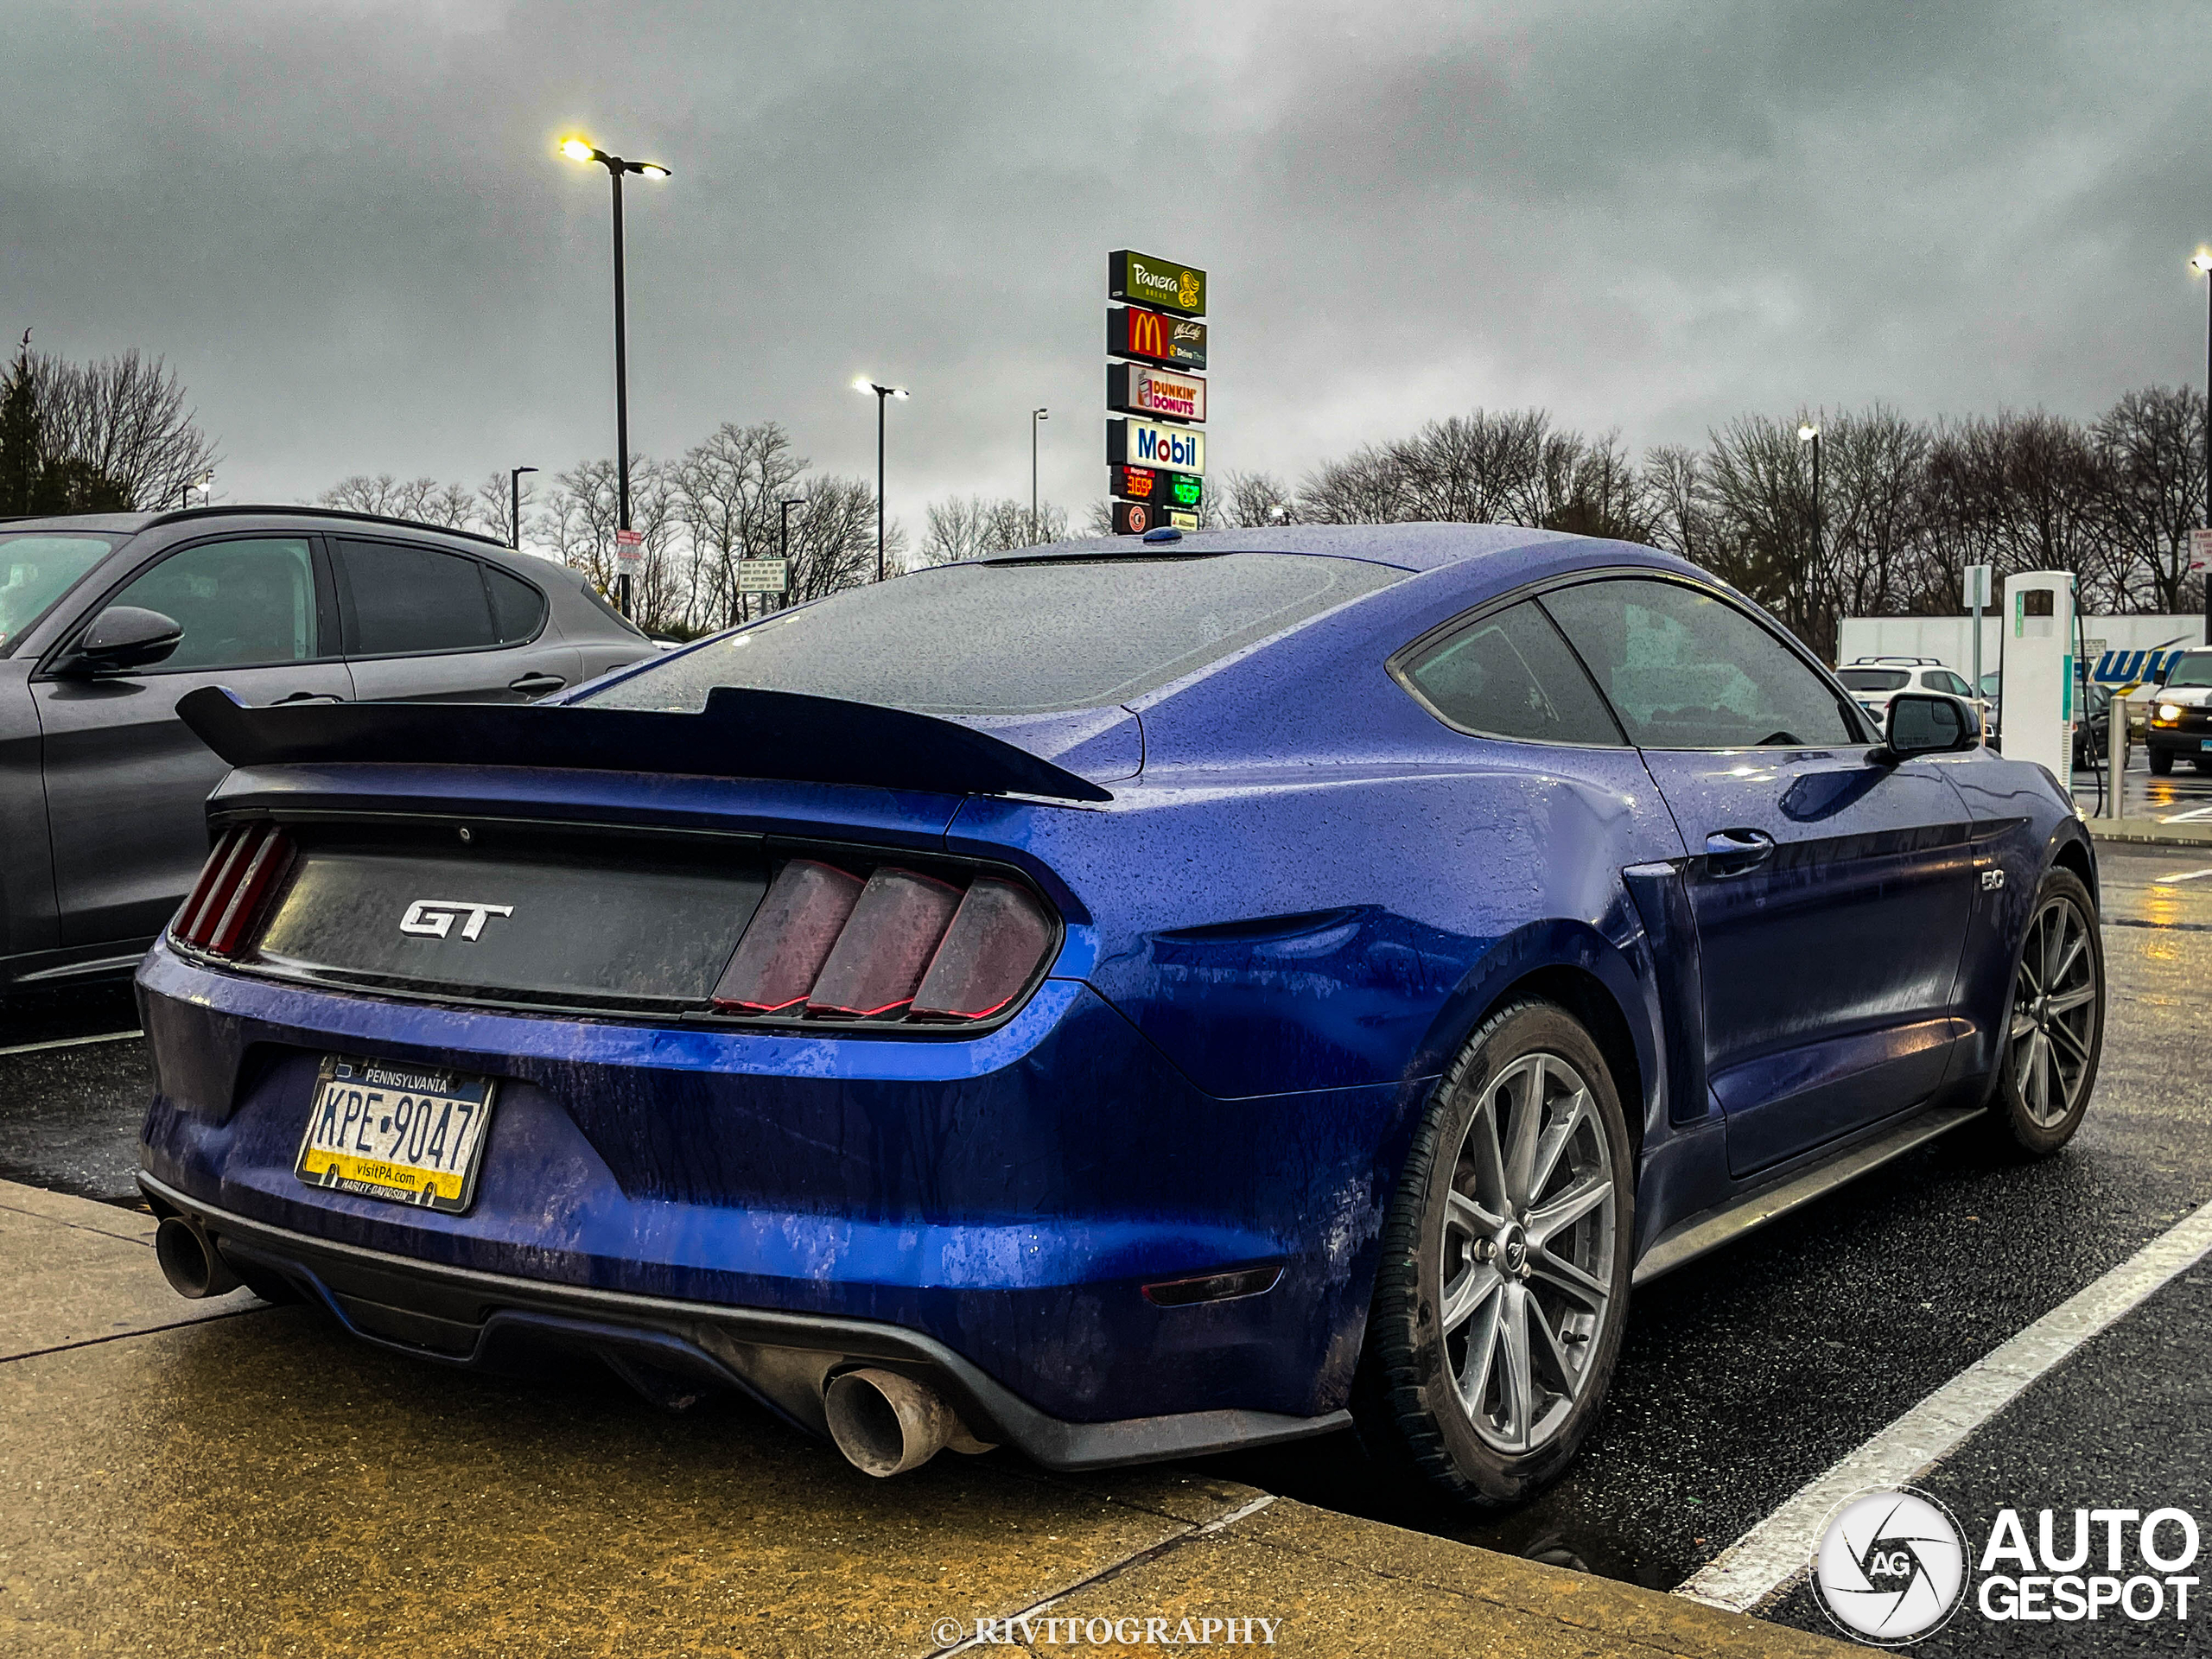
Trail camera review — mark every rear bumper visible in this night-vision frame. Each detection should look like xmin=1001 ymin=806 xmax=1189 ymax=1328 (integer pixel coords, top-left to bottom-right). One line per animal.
xmin=140 ymin=1173 xmax=1348 ymax=1470
xmin=135 ymin=938 xmax=1407 ymax=1441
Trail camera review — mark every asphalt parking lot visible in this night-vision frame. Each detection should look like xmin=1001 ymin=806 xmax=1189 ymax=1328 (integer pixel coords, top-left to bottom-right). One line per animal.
xmin=3 ymin=812 xmax=2207 ymax=1654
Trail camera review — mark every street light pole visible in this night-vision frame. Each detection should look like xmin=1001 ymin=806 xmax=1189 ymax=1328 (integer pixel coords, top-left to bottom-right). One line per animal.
xmin=509 ymin=466 xmax=537 ymax=551
xmin=2196 ymin=252 xmax=2212 ymax=643
xmin=853 ymin=379 xmax=908 ymax=582
xmin=560 ymin=136 xmax=671 ymax=616
xmin=1799 ymin=421 xmax=1822 ymax=643
xmin=779 ymin=495 xmax=804 ymax=614
xmin=1031 ymin=407 xmax=1049 ymax=544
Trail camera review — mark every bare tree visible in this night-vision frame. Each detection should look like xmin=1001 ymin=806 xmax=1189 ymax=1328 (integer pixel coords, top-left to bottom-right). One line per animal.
xmin=2095 ymin=386 xmax=2206 ymax=613
xmin=1216 ymin=469 xmax=1297 ymax=527
xmin=676 ymin=421 xmax=807 ymax=626
xmin=31 ymin=348 xmax=218 ymax=510
xmin=918 ymin=496 xmax=1065 ymax=566
xmin=785 ymin=477 xmax=899 ymax=601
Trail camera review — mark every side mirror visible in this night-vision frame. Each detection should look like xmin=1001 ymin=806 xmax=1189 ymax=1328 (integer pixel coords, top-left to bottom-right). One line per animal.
xmin=60 ymin=606 xmax=184 ymax=676
xmin=1871 ymin=692 xmax=1975 ymax=765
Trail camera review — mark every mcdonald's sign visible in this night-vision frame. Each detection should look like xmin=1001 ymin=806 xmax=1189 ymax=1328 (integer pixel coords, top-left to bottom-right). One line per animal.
xmin=1109 ymin=304 xmax=1207 ymax=371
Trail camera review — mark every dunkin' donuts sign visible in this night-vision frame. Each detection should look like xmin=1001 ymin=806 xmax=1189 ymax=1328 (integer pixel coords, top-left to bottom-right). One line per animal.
xmin=1108 ymin=362 xmax=1206 ymax=423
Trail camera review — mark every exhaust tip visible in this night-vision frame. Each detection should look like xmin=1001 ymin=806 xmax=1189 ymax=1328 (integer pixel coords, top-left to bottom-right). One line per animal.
xmin=155 ymin=1216 xmax=241 ymax=1300
xmin=823 ymin=1368 xmax=993 ymax=1477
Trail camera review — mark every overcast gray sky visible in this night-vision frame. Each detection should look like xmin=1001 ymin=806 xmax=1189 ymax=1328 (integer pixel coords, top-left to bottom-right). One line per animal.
xmin=5 ymin=1 xmax=2209 ymax=524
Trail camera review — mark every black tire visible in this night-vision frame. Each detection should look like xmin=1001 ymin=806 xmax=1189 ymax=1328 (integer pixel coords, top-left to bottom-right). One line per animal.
xmin=1984 ymin=867 xmax=2103 ymax=1158
xmin=1352 ymin=999 xmax=1635 ymax=1510
xmin=2149 ymin=748 xmax=2172 ymax=775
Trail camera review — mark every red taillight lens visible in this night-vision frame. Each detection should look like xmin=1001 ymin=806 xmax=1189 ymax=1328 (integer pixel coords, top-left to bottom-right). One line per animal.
xmin=711 ymin=859 xmax=865 ymax=1013
xmin=909 ymin=877 xmax=1056 ymax=1021
xmin=711 ymin=857 xmax=1058 ymax=1028
xmin=805 ymin=868 xmax=964 ymax=1020
xmin=171 ymin=822 xmax=295 ymax=957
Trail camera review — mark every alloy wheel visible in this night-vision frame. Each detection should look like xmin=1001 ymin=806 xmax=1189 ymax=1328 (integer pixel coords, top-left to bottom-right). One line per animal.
xmin=1438 ymin=1052 xmax=1618 ymax=1454
xmin=2009 ymin=893 xmax=2098 ymax=1129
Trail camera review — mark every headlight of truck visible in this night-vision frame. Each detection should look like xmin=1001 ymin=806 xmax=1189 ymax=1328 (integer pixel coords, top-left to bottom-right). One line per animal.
xmin=2156 ymin=702 xmax=2183 ymax=722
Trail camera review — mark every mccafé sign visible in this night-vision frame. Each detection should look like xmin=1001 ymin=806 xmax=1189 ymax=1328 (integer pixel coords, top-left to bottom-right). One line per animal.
xmin=1108 ymin=418 xmax=1205 ymax=475
xmin=1109 ymin=250 xmax=1207 ymax=318
xmin=1109 ymin=305 xmax=1206 ymax=370
xmin=1108 ymin=362 xmax=1206 ymax=423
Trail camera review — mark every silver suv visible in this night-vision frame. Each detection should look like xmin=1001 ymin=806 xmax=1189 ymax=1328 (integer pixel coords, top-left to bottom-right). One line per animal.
xmin=0 ymin=506 xmax=656 ymax=993
xmin=1835 ymin=658 xmax=1985 ymax=731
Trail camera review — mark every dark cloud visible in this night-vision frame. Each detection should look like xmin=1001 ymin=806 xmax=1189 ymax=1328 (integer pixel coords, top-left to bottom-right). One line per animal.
xmin=3 ymin=1 xmax=2208 ymax=520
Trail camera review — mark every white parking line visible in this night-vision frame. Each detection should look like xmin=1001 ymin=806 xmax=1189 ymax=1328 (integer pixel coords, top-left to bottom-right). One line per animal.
xmin=2159 ymin=804 xmax=2212 ymax=823
xmin=0 ymin=1030 xmax=143 ymax=1058
xmin=1674 ymin=1196 xmax=2212 ymax=1613
xmin=2152 ymin=868 xmax=2212 ymax=884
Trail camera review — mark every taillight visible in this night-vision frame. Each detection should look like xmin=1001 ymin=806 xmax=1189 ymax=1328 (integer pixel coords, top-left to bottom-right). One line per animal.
xmin=712 ymin=858 xmax=1056 ymax=1027
xmin=805 ymin=868 xmax=965 ymax=1019
xmin=710 ymin=859 xmax=865 ymax=1014
xmin=171 ymin=822 xmax=296 ymax=957
xmin=910 ymin=877 xmax=1056 ymax=1021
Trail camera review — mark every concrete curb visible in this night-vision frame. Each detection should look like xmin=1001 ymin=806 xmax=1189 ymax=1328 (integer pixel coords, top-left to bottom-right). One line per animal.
xmin=2087 ymin=817 xmax=2212 ymax=847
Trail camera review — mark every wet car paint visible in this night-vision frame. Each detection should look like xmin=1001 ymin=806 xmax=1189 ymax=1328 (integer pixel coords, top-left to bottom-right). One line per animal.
xmin=131 ymin=524 xmax=2093 ymax=1459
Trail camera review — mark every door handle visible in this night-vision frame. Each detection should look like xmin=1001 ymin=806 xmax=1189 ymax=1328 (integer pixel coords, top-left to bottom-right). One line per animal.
xmin=508 ymin=672 xmax=567 ymax=697
xmin=1704 ymin=828 xmax=1777 ymax=875
xmin=273 ymin=690 xmax=345 ymax=705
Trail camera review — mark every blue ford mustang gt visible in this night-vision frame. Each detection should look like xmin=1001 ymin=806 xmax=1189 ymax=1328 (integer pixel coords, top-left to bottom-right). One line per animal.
xmin=137 ymin=524 xmax=2102 ymax=1507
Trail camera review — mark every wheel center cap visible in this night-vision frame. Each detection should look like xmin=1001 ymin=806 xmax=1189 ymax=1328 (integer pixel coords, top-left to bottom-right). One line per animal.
xmin=1497 ymin=1224 xmax=1529 ymax=1277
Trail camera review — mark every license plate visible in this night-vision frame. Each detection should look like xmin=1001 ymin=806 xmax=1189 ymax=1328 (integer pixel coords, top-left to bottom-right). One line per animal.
xmin=294 ymin=1055 xmax=496 ymax=1214
xmin=2201 ymin=738 xmax=2212 ymax=751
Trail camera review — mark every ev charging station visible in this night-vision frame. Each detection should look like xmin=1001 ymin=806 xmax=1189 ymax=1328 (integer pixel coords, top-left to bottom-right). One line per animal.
xmin=2002 ymin=569 xmax=2076 ymax=783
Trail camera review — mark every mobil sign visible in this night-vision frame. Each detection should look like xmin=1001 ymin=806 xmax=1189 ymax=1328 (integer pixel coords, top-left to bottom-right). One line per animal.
xmin=1108 ymin=417 xmax=1205 ymax=475
xmin=1108 ymin=362 xmax=1206 ymax=423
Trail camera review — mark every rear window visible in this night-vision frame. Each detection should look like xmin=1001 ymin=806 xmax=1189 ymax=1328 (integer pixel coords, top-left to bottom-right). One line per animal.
xmin=1837 ymin=669 xmax=1910 ymax=691
xmin=583 ymin=553 xmax=1405 ymax=715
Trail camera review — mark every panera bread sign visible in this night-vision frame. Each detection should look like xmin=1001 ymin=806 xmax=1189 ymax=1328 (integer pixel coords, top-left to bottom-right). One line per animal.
xmin=1110 ymin=251 xmax=1206 ymax=318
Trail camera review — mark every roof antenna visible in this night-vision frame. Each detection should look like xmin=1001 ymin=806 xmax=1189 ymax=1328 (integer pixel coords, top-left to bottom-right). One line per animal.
xmin=1141 ymin=525 xmax=1182 ymax=544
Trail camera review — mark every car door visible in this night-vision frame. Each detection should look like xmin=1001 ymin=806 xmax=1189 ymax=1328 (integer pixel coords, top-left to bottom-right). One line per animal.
xmin=35 ymin=533 xmax=353 ymax=951
xmin=332 ymin=537 xmax=580 ymax=702
xmin=1542 ymin=575 xmax=1979 ymax=1177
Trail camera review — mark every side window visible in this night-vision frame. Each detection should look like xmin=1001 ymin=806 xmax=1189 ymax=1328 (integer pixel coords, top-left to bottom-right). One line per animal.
xmin=335 ymin=540 xmax=496 ymax=656
xmin=109 ymin=537 xmax=321 ymax=671
xmin=1397 ymin=601 xmax=1624 ymax=745
xmin=486 ymin=565 xmax=548 ymax=644
xmin=1936 ymin=671 xmax=1972 ymax=696
xmin=1541 ymin=578 xmax=1855 ymax=748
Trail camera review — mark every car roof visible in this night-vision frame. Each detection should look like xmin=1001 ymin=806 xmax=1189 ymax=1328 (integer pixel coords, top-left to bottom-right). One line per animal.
xmin=0 ymin=504 xmax=513 ymax=550
xmin=985 ymin=522 xmax=1599 ymax=573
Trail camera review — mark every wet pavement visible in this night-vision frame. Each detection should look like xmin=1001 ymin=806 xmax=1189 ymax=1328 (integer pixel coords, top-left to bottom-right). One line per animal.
xmin=0 ymin=831 xmax=2205 ymax=1652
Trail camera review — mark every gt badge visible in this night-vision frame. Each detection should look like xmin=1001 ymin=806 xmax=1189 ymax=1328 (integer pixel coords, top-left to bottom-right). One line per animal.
xmin=399 ymin=899 xmax=514 ymax=941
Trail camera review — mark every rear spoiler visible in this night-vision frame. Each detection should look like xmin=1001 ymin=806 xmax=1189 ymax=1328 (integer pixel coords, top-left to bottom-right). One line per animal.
xmin=177 ymin=685 xmax=1115 ymax=804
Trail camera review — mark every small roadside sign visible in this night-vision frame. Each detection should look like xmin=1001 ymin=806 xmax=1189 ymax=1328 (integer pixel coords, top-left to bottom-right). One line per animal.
xmin=1962 ymin=563 xmax=1993 ymax=607
xmin=736 ymin=558 xmax=788 ymax=593
xmin=2190 ymin=528 xmax=2212 ymax=573
xmin=614 ymin=528 xmax=644 ymax=567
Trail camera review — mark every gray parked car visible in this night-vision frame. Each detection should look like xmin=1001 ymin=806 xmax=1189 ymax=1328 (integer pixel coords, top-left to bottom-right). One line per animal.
xmin=0 ymin=507 xmax=657 ymax=994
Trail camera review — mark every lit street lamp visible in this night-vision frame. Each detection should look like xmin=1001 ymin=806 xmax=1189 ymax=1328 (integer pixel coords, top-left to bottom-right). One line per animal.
xmin=1798 ymin=422 xmax=1822 ymax=583
xmin=558 ymin=134 xmax=671 ymax=617
xmin=2192 ymin=251 xmax=2212 ymax=642
xmin=853 ymin=378 xmax=909 ymax=582
xmin=1031 ymin=407 xmax=1049 ymax=544
xmin=508 ymin=465 xmax=536 ymax=551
